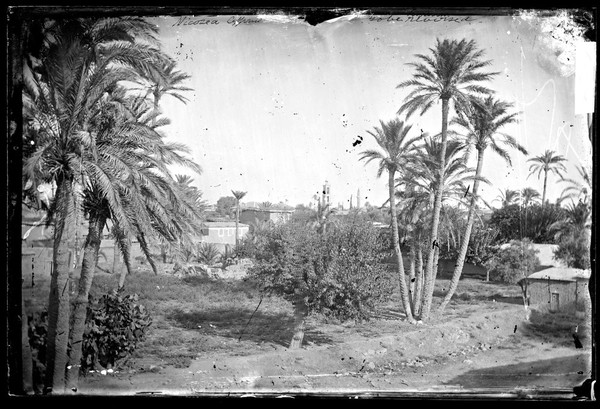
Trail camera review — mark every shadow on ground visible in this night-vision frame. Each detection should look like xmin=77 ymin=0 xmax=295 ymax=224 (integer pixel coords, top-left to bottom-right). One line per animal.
xmin=444 ymin=354 xmax=590 ymax=389
xmin=167 ymin=307 xmax=333 ymax=348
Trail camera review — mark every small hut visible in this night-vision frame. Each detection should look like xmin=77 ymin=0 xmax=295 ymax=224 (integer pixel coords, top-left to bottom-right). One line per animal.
xmin=518 ymin=267 xmax=591 ymax=314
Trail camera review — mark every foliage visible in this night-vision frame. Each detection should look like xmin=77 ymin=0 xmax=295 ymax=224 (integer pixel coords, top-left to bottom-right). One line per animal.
xmin=28 ymin=310 xmax=49 ymax=392
xmin=221 ymin=245 xmax=236 ymax=270
xmin=484 ymin=239 xmax=540 ymax=284
xmin=196 ymin=242 xmax=221 ymax=266
xmin=488 ymin=204 xmax=567 ymax=244
xmin=81 ymin=290 xmax=152 ymax=371
xmin=553 ymin=229 xmax=591 ymax=270
xmin=216 ymin=196 xmax=236 ymax=217
xmin=248 ymin=219 xmax=395 ymax=321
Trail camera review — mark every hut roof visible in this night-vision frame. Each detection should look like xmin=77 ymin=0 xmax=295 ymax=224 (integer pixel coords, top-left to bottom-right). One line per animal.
xmin=523 ymin=267 xmax=591 ymax=282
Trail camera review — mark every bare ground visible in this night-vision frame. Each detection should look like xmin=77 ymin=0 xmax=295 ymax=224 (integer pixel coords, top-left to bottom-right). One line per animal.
xmin=75 ymin=273 xmax=592 ymax=397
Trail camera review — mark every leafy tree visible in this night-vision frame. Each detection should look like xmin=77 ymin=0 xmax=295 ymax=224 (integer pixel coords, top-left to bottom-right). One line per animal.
xmin=439 ymin=96 xmax=526 ymax=312
xmin=485 ymin=239 xmax=540 ymax=284
xmin=216 ymin=196 xmax=236 ymax=218
xmin=527 ymin=150 xmax=567 ymax=205
xmin=397 ymin=38 xmax=498 ymax=320
xmin=360 ymin=118 xmax=422 ymax=323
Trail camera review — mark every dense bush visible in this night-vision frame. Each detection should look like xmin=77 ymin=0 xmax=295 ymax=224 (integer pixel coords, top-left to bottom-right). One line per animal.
xmin=488 ymin=204 xmax=566 ymax=244
xmin=28 ymin=310 xmax=48 ymax=392
xmin=248 ymin=219 xmax=395 ymax=321
xmin=81 ymin=289 xmax=152 ymax=371
xmin=554 ymin=230 xmax=591 ymax=269
xmin=484 ymin=239 xmax=540 ymax=284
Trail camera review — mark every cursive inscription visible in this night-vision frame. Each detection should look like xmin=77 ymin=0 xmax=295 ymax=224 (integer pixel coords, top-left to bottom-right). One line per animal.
xmin=172 ymin=16 xmax=262 ymax=27
xmin=368 ymin=15 xmax=476 ymax=23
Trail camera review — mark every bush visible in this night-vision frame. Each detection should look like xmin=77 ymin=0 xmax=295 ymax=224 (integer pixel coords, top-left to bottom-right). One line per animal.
xmin=196 ymin=242 xmax=221 ymax=265
xmin=81 ymin=289 xmax=152 ymax=371
xmin=28 ymin=310 xmax=48 ymax=392
xmin=554 ymin=230 xmax=591 ymax=269
xmin=248 ymin=219 xmax=395 ymax=321
xmin=484 ymin=239 xmax=540 ymax=284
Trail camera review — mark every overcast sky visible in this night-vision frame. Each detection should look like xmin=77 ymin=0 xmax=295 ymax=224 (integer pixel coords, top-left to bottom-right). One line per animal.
xmin=150 ymin=11 xmax=594 ymax=208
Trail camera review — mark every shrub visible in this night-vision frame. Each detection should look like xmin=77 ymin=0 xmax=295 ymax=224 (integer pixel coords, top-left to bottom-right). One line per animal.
xmin=28 ymin=310 xmax=48 ymax=392
xmin=196 ymin=242 xmax=221 ymax=266
xmin=81 ymin=289 xmax=152 ymax=371
xmin=554 ymin=230 xmax=591 ymax=269
xmin=248 ymin=218 xmax=395 ymax=321
xmin=484 ymin=239 xmax=540 ymax=284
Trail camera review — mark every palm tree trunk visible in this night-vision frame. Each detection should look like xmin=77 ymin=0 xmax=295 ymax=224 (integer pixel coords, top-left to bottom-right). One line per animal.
xmin=389 ymin=170 xmax=416 ymax=323
xmin=438 ymin=149 xmax=485 ymax=312
xmin=408 ymin=244 xmax=416 ymax=314
xmin=420 ymin=97 xmax=450 ymax=320
xmin=235 ymin=201 xmax=240 ymax=247
xmin=45 ymin=177 xmax=75 ymax=393
xmin=542 ymin=170 xmax=548 ymax=206
xmin=413 ymin=245 xmax=424 ymax=317
xmin=66 ymin=215 xmax=106 ymax=392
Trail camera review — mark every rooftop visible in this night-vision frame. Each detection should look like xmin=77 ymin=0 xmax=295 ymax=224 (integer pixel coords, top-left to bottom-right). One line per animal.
xmin=201 ymin=221 xmax=249 ymax=228
xmin=523 ymin=267 xmax=591 ymax=282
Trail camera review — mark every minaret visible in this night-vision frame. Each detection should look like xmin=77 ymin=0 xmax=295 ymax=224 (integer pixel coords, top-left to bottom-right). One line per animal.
xmin=322 ymin=180 xmax=330 ymax=209
xmin=357 ymin=188 xmax=361 ymax=209
xmin=350 ymin=194 xmax=353 ymax=209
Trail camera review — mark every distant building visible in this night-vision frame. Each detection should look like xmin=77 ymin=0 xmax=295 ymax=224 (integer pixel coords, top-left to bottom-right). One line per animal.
xmin=519 ymin=267 xmax=591 ymax=313
xmin=199 ymin=221 xmax=249 ymax=251
xmin=239 ymin=208 xmax=293 ymax=226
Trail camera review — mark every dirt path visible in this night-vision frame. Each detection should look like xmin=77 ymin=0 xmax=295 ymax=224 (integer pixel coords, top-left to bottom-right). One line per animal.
xmin=79 ymin=301 xmax=591 ymax=396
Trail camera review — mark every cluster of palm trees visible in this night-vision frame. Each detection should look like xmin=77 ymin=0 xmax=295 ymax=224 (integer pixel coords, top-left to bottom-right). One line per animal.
xmin=360 ymin=38 xmax=533 ymax=322
xmin=20 ymin=18 xmax=203 ymax=393
xmin=361 ymin=38 xmax=591 ymax=323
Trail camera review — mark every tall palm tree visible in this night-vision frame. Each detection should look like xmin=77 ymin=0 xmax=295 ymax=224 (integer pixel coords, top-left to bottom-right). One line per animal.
xmin=527 ymin=150 xmax=567 ymax=205
xmin=559 ymin=165 xmax=592 ymax=205
xmin=396 ymin=137 xmax=481 ymax=315
xmin=438 ymin=96 xmax=526 ymax=312
xmin=521 ymin=187 xmax=541 ymax=207
xmin=21 ymin=17 xmax=172 ymax=393
xmin=232 ymin=190 xmax=247 ymax=247
xmin=360 ymin=118 xmax=423 ymax=324
xmin=397 ymin=38 xmax=498 ymax=320
xmin=494 ymin=188 xmax=519 ymax=208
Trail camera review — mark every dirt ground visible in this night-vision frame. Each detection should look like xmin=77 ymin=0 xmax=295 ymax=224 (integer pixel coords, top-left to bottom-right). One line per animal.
xmin=77 ymin=274 xmax=592 ymax=398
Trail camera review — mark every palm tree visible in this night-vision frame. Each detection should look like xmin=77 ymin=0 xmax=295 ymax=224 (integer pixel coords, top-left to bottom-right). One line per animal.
xmin=527 ymin=150 xmax=567 ymax=205
xmin=232 ymin=190 xmax=247 ymax=247
xmin=360 ymin=118 xmax=423 ymax=324
xmin=396 ymin=137 xmax=481 ymax=314
xmin=521 ymin=187 xmax=541 ymax=207
xmin=559 ymin=165 xmax=592 ymax=205
xmin=494 ymin=188 xmax=519 ymax=208
xmin=397 ymin=38 xmax=498 ymax=320
xmin=438 ymin=96 xmax=526 ymax=312
xmin=21 ymin=17 xmax=171 ymax=393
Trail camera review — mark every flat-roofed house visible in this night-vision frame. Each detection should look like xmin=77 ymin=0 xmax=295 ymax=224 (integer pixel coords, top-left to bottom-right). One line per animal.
xmin=239 ymin=208 xmax=293 ymax=226
xmin=199 ymin=221 xmax=249 ymax=251
xmin=518 ymin=267 xmax=591 ymax=313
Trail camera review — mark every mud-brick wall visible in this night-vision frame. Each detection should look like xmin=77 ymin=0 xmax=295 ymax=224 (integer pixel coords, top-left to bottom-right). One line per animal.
xmin=527 ymin=279 xmax=587 ymax=312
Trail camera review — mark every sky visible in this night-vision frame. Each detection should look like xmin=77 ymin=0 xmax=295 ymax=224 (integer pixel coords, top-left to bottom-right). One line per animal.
xmin=149 ymin=10 xmax=594 ymax=209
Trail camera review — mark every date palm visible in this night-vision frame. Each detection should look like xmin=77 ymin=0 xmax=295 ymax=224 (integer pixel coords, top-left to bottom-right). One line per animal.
xmin=521 ymin=187 xmax=541 ymax=207
xmin=494 ymin=188 xmax=519 ymax=208
xmin=397 ymin=38 xmax=498 ymax=320
xmin=527 ymin=150 xmax=567 ymax=205
xmin=360 ymin=118 xmax=423 ymax=324
xmin=439 ymin=96 xmax=526 ymax=312
xmin=232 ymin=190 xmax=247 ymax=247
xmin=22 ymin=17 xmax=172 ymax=393
xmin=559 ymin=165 xmax=592 ymax=205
